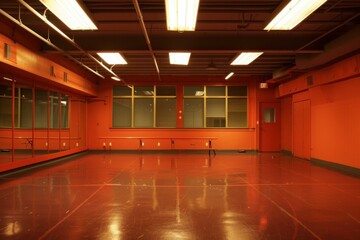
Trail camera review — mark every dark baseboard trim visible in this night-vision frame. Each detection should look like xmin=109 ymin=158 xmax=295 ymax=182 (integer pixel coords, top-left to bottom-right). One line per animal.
xmin=311 ymin=158 xmax=360 ymax=177
xmin=0 ymin=151 xmax=88 ymax=178
xmin=281 ymin=150 xmax=293 ymax=156
xmin=89 ymin=149 xmax=258 ymax=154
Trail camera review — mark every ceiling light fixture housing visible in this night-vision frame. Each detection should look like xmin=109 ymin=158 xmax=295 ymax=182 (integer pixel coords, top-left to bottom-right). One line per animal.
xmin=165 ymin=0 xmax=200 ymax=32
xmin=97 ymin=52 xmax=127 ymax=65
xmin=225 ymin=72 xmax=234 ymax=80
xmin=264 ymin=0 xmax=327 ymax=30
xmin=39 ymin=0 xmax=97 ymax=30
xmin=169 ymin=52 xmax=191 ymax=65
xmin=231 ymin=52 xmax=263 ymax=65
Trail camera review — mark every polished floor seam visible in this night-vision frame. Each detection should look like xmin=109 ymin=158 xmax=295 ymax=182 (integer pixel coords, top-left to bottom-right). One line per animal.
xmin=248 ymin=183 xmax=323 ymax=240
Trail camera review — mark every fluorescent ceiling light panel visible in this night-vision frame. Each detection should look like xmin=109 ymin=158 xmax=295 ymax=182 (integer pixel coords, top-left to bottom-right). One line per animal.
xmin=111 ymin=76 xmax=121 ymax=81
xmin=225 ymin=72 xmax=234 ymax=80
xmin=169 ymin=52 xmax=191 ymax=65
xmin=231 ymin=52 xmax=263 ymax=65
xmin=165 ymin=0 xmax=200 ymax=31
xmin=97 ymin=53 xmax=127 ymax=65
xmin=264 ymin=0 xmax=327 ymax=30
xmin=39 ymin=0 xmax=97 ymax=30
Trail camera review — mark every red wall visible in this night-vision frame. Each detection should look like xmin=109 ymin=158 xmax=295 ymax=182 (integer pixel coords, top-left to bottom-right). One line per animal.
xmin=280 ymin=96 xmax=292 ymax=152
xmin=278 ymin=53 xmax=360 ymax=169
xmin=87 ymin=77 xmax=275 ymax=151
xmin=310 ymin=77 xmax=360 ymax=168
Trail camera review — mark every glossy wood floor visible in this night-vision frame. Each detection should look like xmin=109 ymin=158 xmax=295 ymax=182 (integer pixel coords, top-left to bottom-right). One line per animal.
xmin=0 ymin=152 xmax=359 ymax=240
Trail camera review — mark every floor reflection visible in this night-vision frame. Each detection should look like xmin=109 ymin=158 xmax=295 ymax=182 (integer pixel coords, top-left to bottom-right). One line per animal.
xmin=0 ymin=152 xmax=359 ymax=239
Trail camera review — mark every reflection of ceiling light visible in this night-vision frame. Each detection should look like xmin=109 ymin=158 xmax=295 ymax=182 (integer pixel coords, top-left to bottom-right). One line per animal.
xmin=264 ymin=0 xmax=327 ymax=30
xmin=61 ymin=100 xmax=67 ymax=105
xmin=3 ymin=77 xmax=13 ymax=82
xmin=169 ymin=52 xmax=191 ymax=65
xmin=231 ymin=52 xmax=263 ymax=65
xmin=165 ymin=0 xmax=200 ymax=31
xmin=39 ymin=0 xmax=97 ymax=30
xmin=143 ymin=91 xmax=154 ymax=96
xmin=225 ymin=72 xmax=234 ymax=80
xmin=195 ymin=91 xmax=204 ymax=96
xmin=111 ymin=76 xmax=121 ymax=81
xmin=97 ymin=53 xmax=127 ymax=65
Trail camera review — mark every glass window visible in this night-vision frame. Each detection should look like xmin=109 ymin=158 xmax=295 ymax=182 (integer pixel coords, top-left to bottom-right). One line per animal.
xmin=228 ymin=98 xmax=247 ymax=127
xmin=113 ymin=98 xmax=132 ymax=127
xmin=264 ymin=108 xmax=276 ymax=123
xmin=184 ymin=98 xmax=204 ymax=128
xmin=134 ymin=86 xmax=154 ymax=96
xmin=156 ymin=86 xmax=176 ymax=96
xmin=0 ymin=82 xmax=12 ymax=128
xmin=134 ymin=98 xmax=153 ymax=128
xmin=113 ymin=86 xmax=131 ymax=96
xmin=49 ymin=91 xmax=59 ymax=129
xmin=206 ymin=98 xmax=225 ymax=127
xmin=35 ymin=89 xmax=48 ymax=129
xmin=206 ymin=86 xmax=225 ymax=96
xmin=60 ymin=95 xmax=69 ymax=128
xmin=184 ymin=86 xmax=204 ymax=96
xmin=228 ymin=86 xmax=247 ymax=97
xmin=156 ymin=98 xmax=176 ymax=127
xmin=16 ymin=88 xmax=33 ymax=128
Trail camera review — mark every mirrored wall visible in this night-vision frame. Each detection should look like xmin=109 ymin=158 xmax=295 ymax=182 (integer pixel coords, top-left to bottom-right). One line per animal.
xmin=0 ymin=76 xmax=86 ymax=165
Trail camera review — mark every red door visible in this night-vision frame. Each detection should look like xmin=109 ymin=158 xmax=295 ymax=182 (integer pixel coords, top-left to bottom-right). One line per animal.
xmin=293 ymin=100 xmax=311 ymax=159
xmin=259 ymin=102 xmax=281 ymax=152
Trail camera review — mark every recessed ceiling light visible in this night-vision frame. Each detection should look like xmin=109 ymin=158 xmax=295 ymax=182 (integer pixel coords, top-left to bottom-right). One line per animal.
xmin=169 ymin=52 xmax=191 ymax=65
xmin=165 ymin=0 xmax=200 ymax=32
xmin=39 ymin=0 xmax=97 ymax=30
xmin=225 ymin=72 xmax=234 ymax=80
xmin=97 ymin=52 xmax=127 ymax=65
xmin=231 ymin=52 xmax=263 ymax=65
xmin=264 ymin=0 xmax=327 ymax=30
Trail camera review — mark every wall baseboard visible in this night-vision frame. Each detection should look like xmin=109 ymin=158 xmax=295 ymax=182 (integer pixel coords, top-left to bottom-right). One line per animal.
xmin=311 ymin=158 xmax=360 ymax=177
xmin=281 ymin=150 xmax=293 ymax=156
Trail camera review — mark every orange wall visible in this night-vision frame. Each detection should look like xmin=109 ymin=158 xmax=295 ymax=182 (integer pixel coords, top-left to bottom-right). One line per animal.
xmin=0 ymin=33 xmax=97 ymax=97
xmin=87 ymin=77 xmax=275 ymax=151
xmin=310 ymin=77 xmax=360 ymax=169
xmin=280 ymin=96 xmax=292 ymax=152
xmin=278 ymin=53 xmax=360 ymax=169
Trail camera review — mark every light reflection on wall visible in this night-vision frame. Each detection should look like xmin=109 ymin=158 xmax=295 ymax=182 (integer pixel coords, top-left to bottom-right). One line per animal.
xmin=3 ymin=221 xmax=21 ymax=236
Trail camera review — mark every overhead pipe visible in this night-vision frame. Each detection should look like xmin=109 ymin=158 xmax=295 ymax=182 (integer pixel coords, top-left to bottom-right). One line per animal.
xmin=16 ymin=0 xmax=121 ymax=80
xmin=132 ymin=0 xmax=161 ymax=80
xmin=0 ymin=8 xmax=104 ymax=79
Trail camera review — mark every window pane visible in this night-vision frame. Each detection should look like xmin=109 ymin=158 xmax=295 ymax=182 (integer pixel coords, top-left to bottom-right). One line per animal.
xmin=113 ymin=98 xmax=132 ymax=127
xmin=49 ymin=91 xmax=59 ymax=129
xmin=113 ymin=86 xmax=131 ymax=96
xmin=134 ymin=98 xmax=153 ymax=127
xmin=228 ymin=98 xmax=247 ymax=127
xmin=61 ymin=95 xmax=69 ymax=128
xmin=184 ymin=98 xmax=204 ymax=128
xmin=184 ymin=86 xmax=204 ymax=96
xmin=156 ymin=98 xmax=176 ymax=127
xmin=35 ymin=89 xmax=48 ymax=129
xmin=206 ymin=86 xmax=225 ymax=96
xmin=134 ymin=86 xmax=154 ymax=96
xmin=206 ymin=98 xmax=225 ymax=127
xmin=156 ymin=86 xmax=176 ymax=96
xmin=17 ymin=88 xmax=33 ymax=128
xmin=228 ymin=86 xmax=247 ymax=97
xmin=0 ymin=83 xmax=12 ymax=128
xmin=264 ymin=108 xmax=276 ymax=123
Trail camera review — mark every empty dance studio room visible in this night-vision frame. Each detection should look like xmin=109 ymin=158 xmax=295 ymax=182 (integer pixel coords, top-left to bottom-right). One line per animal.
xmin=1 ymin=0 xmax=360 ymax=239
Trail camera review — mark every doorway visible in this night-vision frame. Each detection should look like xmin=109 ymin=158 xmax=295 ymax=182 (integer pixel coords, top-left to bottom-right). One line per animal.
xmin=259 ymin=102 xmax=281 ymax=152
